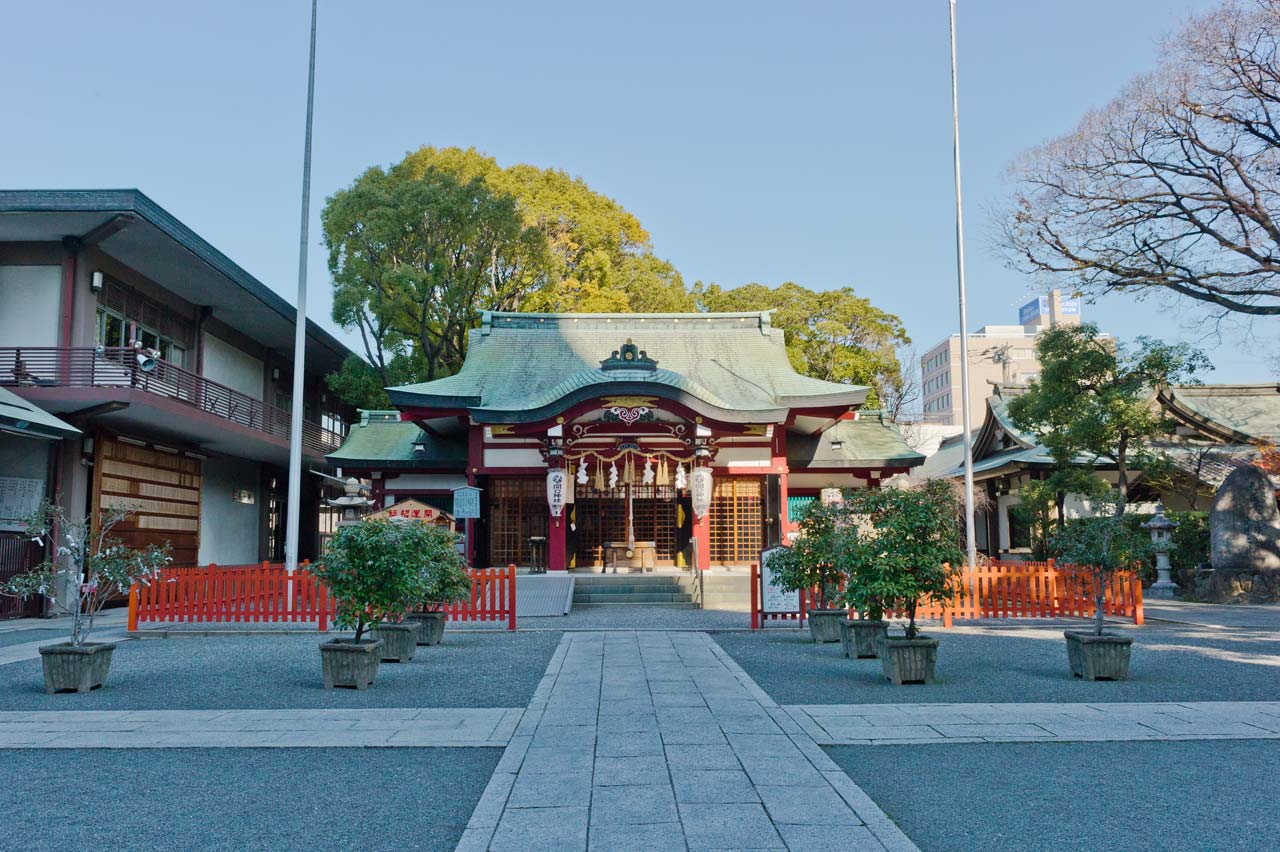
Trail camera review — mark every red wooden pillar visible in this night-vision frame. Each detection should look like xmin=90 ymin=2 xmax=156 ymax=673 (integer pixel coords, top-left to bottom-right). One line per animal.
xmin=772 ymin=428 xmax=793 ymax=539
xmin=466 ymin=422 xmax=482 ymax=567
xmin=548 ymin=505 xmax=567 ymax=571
xmin=693 ymin=510 xmax=711 ymax=571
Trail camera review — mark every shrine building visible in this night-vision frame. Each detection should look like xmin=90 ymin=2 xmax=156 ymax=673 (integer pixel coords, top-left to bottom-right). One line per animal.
xmin=327 ymin=311 xmax=924 ymax=571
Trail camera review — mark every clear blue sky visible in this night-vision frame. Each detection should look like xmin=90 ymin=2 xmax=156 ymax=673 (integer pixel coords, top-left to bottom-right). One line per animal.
xmin=4 ymin=0 xmax=1270 ymax=382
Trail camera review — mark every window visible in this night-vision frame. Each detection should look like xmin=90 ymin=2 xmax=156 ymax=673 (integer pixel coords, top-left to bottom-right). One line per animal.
xmin=96 ymin=306 xmax=186 ymax=368
xmin=489 ymin=478 xmax=548 ymax=567
xmin=709 ymin=477 xmax=763 ymax=565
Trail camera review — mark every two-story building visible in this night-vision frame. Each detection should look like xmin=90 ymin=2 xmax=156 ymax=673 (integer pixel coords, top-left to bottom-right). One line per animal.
xmin=0 ymin=190 xmax=356 ymax=615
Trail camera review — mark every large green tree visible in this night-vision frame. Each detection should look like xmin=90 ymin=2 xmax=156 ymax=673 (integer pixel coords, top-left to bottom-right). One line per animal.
xmin=1007 ymin=324 xmax=1210 ymax=518
xmin=694 ymin=281 xmax=910 ymax=409
xmin=323 ymin=165 xmax=548 ymax=404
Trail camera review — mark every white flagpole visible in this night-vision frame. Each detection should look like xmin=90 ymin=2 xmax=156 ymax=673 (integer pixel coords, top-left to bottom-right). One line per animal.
xmin=949 ymin=0 xmax=977 ymax=570
xmin=285 ymin=0 xmax=318 ymax=576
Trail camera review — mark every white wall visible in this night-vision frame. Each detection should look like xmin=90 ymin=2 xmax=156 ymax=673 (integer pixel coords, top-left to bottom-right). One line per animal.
xmin=0 ymin=266 xmax=61 ymax=347
xmin=201 ymin=332 xmax=264 ymax=400
xmin=197 ymin=456 xmax=261 ymax=565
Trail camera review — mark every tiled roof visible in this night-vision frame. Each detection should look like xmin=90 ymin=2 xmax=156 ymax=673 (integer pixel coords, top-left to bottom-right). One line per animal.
xmin=1160 ymin=384 xmax=1280 ymax=442
xmin=0 ymin=386 xmax=79 ymax=440
xmin=787 ymin=414 xmax=924 ymax=469
xmin=386 ymin=311 xmax=869 ymax=423
xmin=326 ymin=411 xmax=466 ymax=469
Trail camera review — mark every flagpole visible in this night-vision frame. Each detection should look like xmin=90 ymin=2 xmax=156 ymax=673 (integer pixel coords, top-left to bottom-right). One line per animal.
xmin=949 ymin=0 xmax=977 ymax=570
xmin=285 ymin=0 xmax=318 ymax=576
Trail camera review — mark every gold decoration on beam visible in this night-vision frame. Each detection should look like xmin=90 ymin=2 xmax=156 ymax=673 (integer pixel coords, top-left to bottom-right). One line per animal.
xmin=601 ymin=396 xmax=658 ymax=409
xmin=489 ymin=424 xmax=514 ymax=436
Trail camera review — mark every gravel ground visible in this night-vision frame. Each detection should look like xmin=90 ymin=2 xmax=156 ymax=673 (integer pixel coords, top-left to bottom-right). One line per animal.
xmin=712 ymin=620 xmax=1280 ymax=704
xmin=830 ymin=740 xmax=1280 ymax=852
xmin=0 ymin=631 xmax=562 ymax=711
xmin=0 ymin=747 xmax=498 ymax=852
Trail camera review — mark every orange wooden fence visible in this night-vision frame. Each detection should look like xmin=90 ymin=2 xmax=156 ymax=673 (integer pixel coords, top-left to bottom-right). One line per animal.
xmin=128 ymin=562 xmax=517 ymax=631
xmin=751 ymin=559 xmax=1144 ymax=629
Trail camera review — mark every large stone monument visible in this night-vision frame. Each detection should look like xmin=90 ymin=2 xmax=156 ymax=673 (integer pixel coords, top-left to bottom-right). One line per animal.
xmin=1200 ymin=465 xmax=1280 ymax=603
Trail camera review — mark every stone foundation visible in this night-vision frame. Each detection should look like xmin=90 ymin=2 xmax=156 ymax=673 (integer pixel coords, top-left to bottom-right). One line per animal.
xmin=1196 ymin=569 xmax=1280 ymax=604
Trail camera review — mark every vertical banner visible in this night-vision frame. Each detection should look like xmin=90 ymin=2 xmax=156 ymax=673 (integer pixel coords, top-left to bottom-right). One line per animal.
xmin=690 ymin=467 xmax=713 ymax=518
xmin=546 ymin=468 xmax=568 ymax=517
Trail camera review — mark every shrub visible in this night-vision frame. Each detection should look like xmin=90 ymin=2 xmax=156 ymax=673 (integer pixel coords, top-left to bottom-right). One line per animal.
xmin=1053 ymin=510 xmax=1147 ymax=636
xmin=315 ymin=517 xmax=453 ymax=641
xmin=416 ymin=524 xmax=472 ymax=612
xmin=769 ymin=500 xmax=851 ymax=609
xmin=838 ymin=480 xmax=965 ymax=638
xmin=0 ymin=502 xmax=171 ymax=646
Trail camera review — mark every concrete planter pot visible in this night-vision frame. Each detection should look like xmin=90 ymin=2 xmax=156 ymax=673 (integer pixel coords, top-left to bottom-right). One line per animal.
xmin=880 ymin=636 xmax=939 ymax=685
xmin=1064 ymin=630 xmax=1132 ymax=681
xmin=39 ymin=642 xmax=116 ymax=694
xmin=319 ymin=638 xmax=384 ymax=690
xmin=373 ymin=622 xmax=420 ymax=663
xmin=839 ymin=619 xmax=888 ymax=659
xmin=408 ymin=610 xmax=447 ymax=646
xmin=807 ymin=609 xmax=846 ymax=644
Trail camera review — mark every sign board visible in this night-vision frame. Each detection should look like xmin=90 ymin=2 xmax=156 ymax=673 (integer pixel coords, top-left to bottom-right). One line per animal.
xmin=0 ymin=477 xmax=43 ymax=531
xmin=452 ymin=486 xmax=481 ymax=519
xmin=759 ymin=545 xmax=800 ymax=613
xmin=1019 ymin=295 xmax=1049 ymax=326
xmin=371 ymin=498 xmax=452 ymax=525
xmin=1059 ymin=296 xmax=1081 ymax=315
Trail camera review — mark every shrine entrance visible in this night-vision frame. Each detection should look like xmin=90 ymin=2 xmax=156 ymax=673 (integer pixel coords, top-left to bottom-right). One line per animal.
xmin=570 ymin=483 xmax=690 ymax=571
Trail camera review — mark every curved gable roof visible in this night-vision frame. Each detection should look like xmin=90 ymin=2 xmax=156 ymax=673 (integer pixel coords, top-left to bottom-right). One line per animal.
xmin=387 ymin=311 xmax=868 ymax=423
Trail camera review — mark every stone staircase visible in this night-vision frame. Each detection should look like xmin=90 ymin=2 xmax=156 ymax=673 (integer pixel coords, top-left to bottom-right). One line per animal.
xmin=569 ymin=572 xmax=752 ymax=611
xmin=571 ymin=574 xmax=698 ymax=608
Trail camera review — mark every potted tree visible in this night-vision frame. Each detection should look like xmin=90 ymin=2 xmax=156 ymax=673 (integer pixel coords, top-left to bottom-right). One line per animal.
xmin=0 ymin=503 xmax=170 ymax=694
xmin=771 ymin=501 xmax=848 ymax=643
xmin=404 ymin=523 xmax=471 ymax=647
xmin=1054 ymin=510 xmax=1144 ymax=681
xmin=313 ymin=517 xmax=433 ymax=687
xmin=842 ymin=481 xmax=964 ymax=684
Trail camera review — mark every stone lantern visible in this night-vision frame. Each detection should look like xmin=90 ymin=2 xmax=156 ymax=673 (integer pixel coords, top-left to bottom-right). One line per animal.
xmin=1142 ymin=502 xmax=1179 ymax=599
xmin=327 ymin=477 xmax=374 ymax=527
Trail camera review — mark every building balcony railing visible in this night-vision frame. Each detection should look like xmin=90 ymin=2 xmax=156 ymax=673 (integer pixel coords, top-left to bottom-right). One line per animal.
xmin=0 ymin=347 xmax=344 ymax=456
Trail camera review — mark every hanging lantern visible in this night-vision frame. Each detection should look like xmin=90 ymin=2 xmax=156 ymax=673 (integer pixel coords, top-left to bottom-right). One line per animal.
xmin=546 ymin=468 xmax=568 ymax=517
xmin=690 ymin=467 xmax=713 ymax=518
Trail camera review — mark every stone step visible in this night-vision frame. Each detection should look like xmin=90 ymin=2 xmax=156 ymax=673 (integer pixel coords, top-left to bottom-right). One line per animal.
xmin=572 ymin=601 xmax=700 ymax=609
xmin=572 ymin=583 xmax=687 ymax=595
xmin=572 ymin=592 xmax=695 ymax=604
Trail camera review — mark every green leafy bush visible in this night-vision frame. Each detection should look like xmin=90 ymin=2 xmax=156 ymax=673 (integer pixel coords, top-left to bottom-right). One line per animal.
xmin=837 ymin=481 xmax=965 ymax=639
xmin=1053 ymin=510 xmax=1147 ymax=636
xmin=769 ymin=500 xmax=851 ymax=609
xmin=315 ymin=518 xmax=465 ymax=641
xmin=0 ymin=502 xmax=171 ymax=646
xmin=1121 ymin=511 xmax=1209 ymax=583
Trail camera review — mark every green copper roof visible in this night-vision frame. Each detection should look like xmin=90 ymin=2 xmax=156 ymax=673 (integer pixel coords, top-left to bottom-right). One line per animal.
xmin=787 ymin=414 xmax=925 ymax=469
xmin=326 ymin=410 xmax=466 ymax=469
xmin=387 ymin=311 xmax=869 ymax=423
xmin=1160 ymin=384 xmax=1280 ymax=441
xmin=0 ymin=387 xmax=79 ymax=440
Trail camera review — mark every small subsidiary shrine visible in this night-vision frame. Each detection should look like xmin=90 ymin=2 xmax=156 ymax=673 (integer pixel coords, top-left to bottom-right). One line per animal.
xmin=328 ymin=311 xmax=923 ymax=571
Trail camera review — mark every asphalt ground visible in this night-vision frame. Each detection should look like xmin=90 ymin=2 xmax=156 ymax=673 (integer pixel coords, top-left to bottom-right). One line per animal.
xmin=829 ymin=739 xmax=1280 ymax=852
xmin=0 ymin=747 xmax=499 ymax=852
xmin=0 ymin=628 xmax=64 ymax=648
xmin=712 ymin=620 xmax=1280 ymax=705
xmin=0 ymin=630 xmax=562 ymax=711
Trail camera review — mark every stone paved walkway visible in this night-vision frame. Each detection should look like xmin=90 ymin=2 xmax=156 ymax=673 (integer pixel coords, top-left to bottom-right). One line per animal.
xmin=456 ymin=631 xmax=918 ymax=852
xmin=787 ymin=701 xmax=1280 ymax=745
xmin=0 ymin=707 xmax=522 ymax=748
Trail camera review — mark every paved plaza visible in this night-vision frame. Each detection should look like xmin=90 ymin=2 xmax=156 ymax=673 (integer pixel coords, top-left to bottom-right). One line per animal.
xmin=1 ymin=610 xmax=1278 ymax=851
